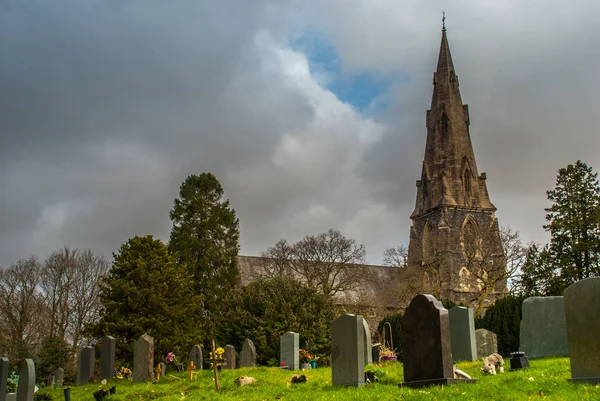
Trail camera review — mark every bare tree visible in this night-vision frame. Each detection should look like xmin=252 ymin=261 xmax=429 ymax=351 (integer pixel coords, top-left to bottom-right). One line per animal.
xmin=382 ymin=245 xmax=408 ymax=268
xmin=0 ymin=257 xmax=46 ymax=360
xmin=262 ymin=229 xmax=367 ymax=297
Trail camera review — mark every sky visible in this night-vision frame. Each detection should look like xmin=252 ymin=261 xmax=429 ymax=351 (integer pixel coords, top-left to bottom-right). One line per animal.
xmin=1 ymin=0 xmax=600 ymax=266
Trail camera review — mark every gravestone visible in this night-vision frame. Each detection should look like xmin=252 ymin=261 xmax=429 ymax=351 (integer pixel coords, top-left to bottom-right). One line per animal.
xmin=519 ymin=296 xmax=569 ymax=358
xmin=189 ymin=345 xmax=203 ymax=370
xmin=239 ymin=339 xmax=257 ymax=368
xmin=280 ymin=332 xmax=299 ymax=370
xmin=159 ymin=362 xmax=166 ymax=378
xmin=100 ymin=336 xmax=116 ymax=380
xmin=0 ymin=357 xmax=9 ymax=401
xmin=16 ymin=359 xmax=35 ymax=401
xmin=54 ymin=367 xmax=64 ymax=387
xmin=331 ymin=314 xmax=365 ymax=387
xmin=399 ymin=294 xmax=475 ymax=388
xmin=475 ymin=329 xmax=498 ymax=358
xmin=223 ymin=345 xmax=237 ymax=369
xmin=362 ymin=319 xmax=373 ymax=365
xmin=76 ymin=346 xmax=95 ymax=386
xmin=133 ymin=334 xmax=154 ymax=382
xmin=449 ymin=306 xmax=477 ymax=361
xmin=564 ymin=277 xmax=600 ymax=384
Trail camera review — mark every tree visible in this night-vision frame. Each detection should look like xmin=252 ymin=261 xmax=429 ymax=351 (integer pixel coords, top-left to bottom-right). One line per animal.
xmin=218 ymin=277 xmax=336 ymax=366
xmin=88 ymin=236 xmax=204 ymax=362
xmin=544 ymin=160 xmax=600 ymax=291
xmin=168 ymin=173 xmax=240 ymax=335
xmin=475 ymin=295 xmax=525 ymax=357
xmin=261 ymin=229 xmax=367 ymax=297
xmin=382 ymin=245 xmax=408 ymax=268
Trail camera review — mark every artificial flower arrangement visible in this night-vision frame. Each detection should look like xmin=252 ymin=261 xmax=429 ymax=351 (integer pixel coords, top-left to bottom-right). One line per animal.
xmin=299 ymin=349 xmax=313 ymax=364
xmin=166 ymin=352 xmax=183 ymax=371
xmin=116 ymin=366 xmax=132 ymax=380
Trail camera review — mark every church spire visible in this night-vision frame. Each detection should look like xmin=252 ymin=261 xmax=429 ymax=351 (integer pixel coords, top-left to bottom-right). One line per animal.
xmin=410 ymin=26 xmax=496 ymax=219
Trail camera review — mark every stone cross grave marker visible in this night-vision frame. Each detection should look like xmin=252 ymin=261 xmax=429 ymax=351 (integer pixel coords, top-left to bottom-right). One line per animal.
xmin=331 ymin=314 xmax=365 ymax=387
xmin=16 ymin=359 xmax=35 ymax=401
xmin=189 ymin=345 xmax=203 ymax=370
xmin=362 ymin=319 xmax=373 ymax=365
xmin=77 ymin=346 xmax=95 ymax=386
xmin=223 ymin=345 xmax=237 ymax=369
xmin=0 ymin=357 xmax=9 ymax=401
xmin=475 ymin=329 xmax=498 ymax=358
xmin=280 ymin=332 xmax=299 ymax=370
xmin=399 ymin=294 xmax=476 ymax=388
xmin=520 ymin=296 xmax=569 ymax=358
xmin=100 ymin=335 xmax=116 ymax=380
xmin=449 ymin=306 xmax=477 ymax=361
xmin=133 ymin=334 xmax=154 ymax=382
xmin=564 ymin=277 xmax=600 ymax=384
xmin=239 ymin=339 xmax=257 ymax=368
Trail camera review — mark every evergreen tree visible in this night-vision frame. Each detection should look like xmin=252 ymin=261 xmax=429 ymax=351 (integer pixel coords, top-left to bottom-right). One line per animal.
xmin=88 ymin=236 xmax=204 ymax=362
xmin=544 ymin=160 xmax=600 ymax=291
xmin=475 ymin=295 xmax=524 ymax=357
xmin=169 ymin=173 xmax=240 ymax=336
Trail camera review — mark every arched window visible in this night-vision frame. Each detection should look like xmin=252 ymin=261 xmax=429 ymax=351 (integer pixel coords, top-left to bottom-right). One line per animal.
xmin=463 ymin=168 xmax=472 ymax=201
xmin=462 ymin=218 xmax=480 ymax=260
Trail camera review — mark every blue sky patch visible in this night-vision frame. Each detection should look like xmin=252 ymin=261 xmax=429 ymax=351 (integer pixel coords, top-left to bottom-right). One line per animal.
xmin=291 ymin=30 xmax=395 ymax=116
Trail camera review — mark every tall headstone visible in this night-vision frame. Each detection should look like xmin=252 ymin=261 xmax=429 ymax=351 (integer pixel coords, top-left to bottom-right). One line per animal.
xmin=280 ymin=332 xmax=299 ymax=370
xmin=331 ymin=314 xmax=365 ymax=387
xmin=76 ymin=346 xmax=95 ymax=386
xmin=223 ymin=345 xmax=237 ymax=370
xmin=16 ymin=359 xmax=35 ymax=401
xmin=189 ymin=345 xmax=203 ymax=370
xmin=564 ymin=277 xmax=600 ymax=384
xmin=239 ymin=339 xmax=257 ymax=368
xmin=100 ymin=336 xmax=116 ymax=380
xmin=475 ymin=329 xmax=498 ymax=358
xmin=362 ymin=319 xmax=372 ymax=365
xmin=133 ymin=334 xmax=154 ymax=382
xmin=520 ymin=296 xmax=569 ymax=358
xmin=399 ymin=294 xmax=475 ymax=388
xmin=0 ymin=357 xmax=9 ymax=401
xmin=449 ymin=306 xmax=477 ymax=361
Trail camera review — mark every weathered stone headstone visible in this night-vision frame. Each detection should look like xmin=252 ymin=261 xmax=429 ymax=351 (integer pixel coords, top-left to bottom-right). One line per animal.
xmin=159 ymin=362 xmax=166 ymax=377
xmin=0 ymin=357 xmax=9 ymax=401
xmin=475 ymin=329 xmax=498 ymax=358
xmin=133 ymin=334 xmax=154 ymax=382
xmin=100 ymin=335 xmax=116 ymax=380
xmin=362 ymin=319 xmax=373 ymax=365
xmin=189 ymin=345 xmax=203 ymax=370
xmin=564 ymin=277 xmax=600 ymax=384
xmin=239 ymin=339 xmax=257 ymax=368
xmin=520 ymin=296 xmax=569 ymax=358
xmin=449 ymin=306 xmax=477 ymax=361
xmin=331 ymin=314 xmax=365 ymax=387
xmin=223 ymin=345 xmax=237 ymax=369
xmin=399 ymin=294 xmax=475 ymax=388
xmin=76 ymin=346 xmax=95 ymax=386
xmin=54 ymin=367 xmax=64 ymax=387
xmin=280 ymin=332 xmax=299 ymax=370
xmin=16 ymin=359 xmax=35 ymax=401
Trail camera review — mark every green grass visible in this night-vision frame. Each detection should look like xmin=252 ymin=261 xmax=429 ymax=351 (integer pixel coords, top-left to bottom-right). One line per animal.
xmin=39 ymin=357 xmax=600 ymax=400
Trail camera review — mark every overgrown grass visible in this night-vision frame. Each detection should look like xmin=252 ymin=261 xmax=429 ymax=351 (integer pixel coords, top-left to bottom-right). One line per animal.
xmin=37 ymin=357 xmax=600 ymax=400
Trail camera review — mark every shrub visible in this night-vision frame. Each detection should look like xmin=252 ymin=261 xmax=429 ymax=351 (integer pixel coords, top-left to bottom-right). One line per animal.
xmin=475 ymin=295 xmax=525 ymax=357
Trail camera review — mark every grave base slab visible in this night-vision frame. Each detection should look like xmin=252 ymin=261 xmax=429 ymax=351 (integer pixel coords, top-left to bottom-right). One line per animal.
xmin=398 ymin=378 xmax=477 ymax=388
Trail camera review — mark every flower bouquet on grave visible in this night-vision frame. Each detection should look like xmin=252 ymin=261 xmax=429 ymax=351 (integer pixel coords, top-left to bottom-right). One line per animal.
xmin=116 ymin=366 xmax=132 ymax=380
xmin=209 ymin=347 xmax=225 ymax=370
xmin=299 ymin=349 xmax=312 ymax=364
xmin=166 ymin=352 xmax=183 ymax=372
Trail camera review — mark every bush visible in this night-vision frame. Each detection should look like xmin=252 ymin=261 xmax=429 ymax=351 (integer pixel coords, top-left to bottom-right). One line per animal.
xmin=475 ymin=295 xmax=525 ymax=357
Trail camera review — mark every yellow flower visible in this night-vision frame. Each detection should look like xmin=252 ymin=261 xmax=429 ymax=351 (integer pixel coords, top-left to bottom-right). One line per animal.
xmin=216 ymin=347 xmax=225 ymax=355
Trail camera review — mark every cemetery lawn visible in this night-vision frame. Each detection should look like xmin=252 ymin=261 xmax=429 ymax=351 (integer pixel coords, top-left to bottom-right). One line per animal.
xmin=42 ymin=357 xmax=599 ymax=400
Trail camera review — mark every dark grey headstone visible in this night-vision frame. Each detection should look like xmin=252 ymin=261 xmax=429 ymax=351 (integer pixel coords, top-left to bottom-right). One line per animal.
xmin=331 ymin=314 xmax=365 ymax=387
xmin=76 ymin=346 xmax=95 ymax=386
xmin=239 ymin=339 xmax=257 ymax=368
xmin=449 ymin=306 xmax=477 ymax=361
xmin=280 ymin=332 xmax=299 ymax=370
xmin=362 ymin=320 xmax=373 ymax=365
xmin=519 ymin=296 xmax=569 ymax=358
xmin=223 ymin=345 xmax=237 ymax=369
xmin=475 ymin=329 xmax=498 ymax=358
xmin=133 ymin=334 xmax=154 ymax=382
xmin=0 ymin=357 xmax=9 ymax=401
xmin=399 ymin=294 xmax=476 ymax=388
xmin=189 ymin=345 xmax=203 ymax=370
xmin=100 ymin=336 xmax=116 ymax=380
xmin=16 ymin=359 xmax=35 ymax=401
xmin=565 ymin=277 xmax=600 ymax=384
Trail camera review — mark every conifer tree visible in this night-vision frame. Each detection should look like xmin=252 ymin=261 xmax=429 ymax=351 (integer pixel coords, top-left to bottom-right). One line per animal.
xmin=168 ymin=173 xmax=240 ymax=335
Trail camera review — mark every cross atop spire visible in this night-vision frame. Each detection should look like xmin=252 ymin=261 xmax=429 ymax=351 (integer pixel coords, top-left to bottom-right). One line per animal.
xmin=442 ymin=11 xmax=446 ymax=32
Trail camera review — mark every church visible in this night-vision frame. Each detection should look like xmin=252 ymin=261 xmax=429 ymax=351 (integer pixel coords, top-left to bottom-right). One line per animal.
xmin=238 ymin=26 xmax=506 ymax=318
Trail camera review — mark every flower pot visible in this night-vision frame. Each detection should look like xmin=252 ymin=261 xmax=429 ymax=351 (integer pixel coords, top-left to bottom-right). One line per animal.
xmin=300 ymin=362 xmax=312 ymax=370
xmin=310 ymin=360 xmax=317 ymax=369
xmin=365 ymin=371 xmax=376 ymax=383
xmin=381 ymin=355 xmax=397 ymax=362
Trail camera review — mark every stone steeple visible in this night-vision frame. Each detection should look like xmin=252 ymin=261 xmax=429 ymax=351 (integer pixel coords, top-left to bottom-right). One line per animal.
xmin=411 ymin=28 xmax=495 ymax=219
